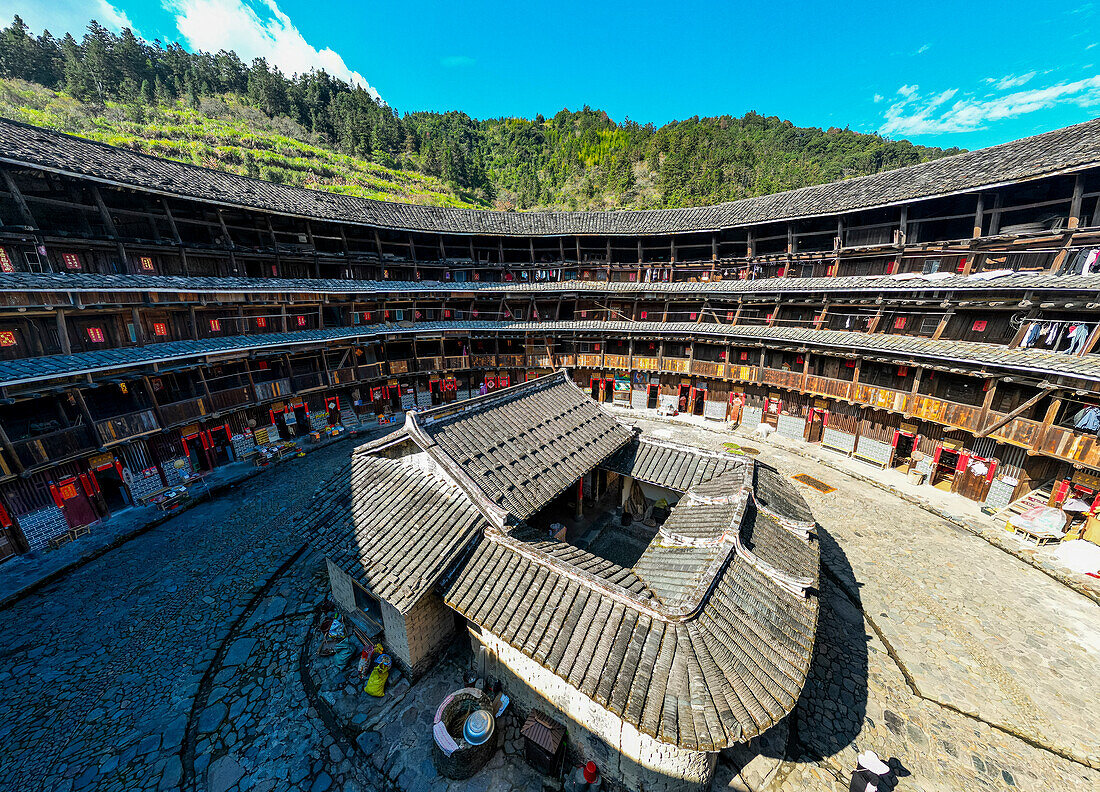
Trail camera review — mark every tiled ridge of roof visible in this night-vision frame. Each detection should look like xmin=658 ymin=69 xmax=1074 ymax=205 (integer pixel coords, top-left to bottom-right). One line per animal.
xmin=4 ymin=271 xmax=1100 ymax=295
xmin=2 ymin=114 xmax=1100 ymax=234
xmin=3 ymin=319 xmax=1099 ymax=387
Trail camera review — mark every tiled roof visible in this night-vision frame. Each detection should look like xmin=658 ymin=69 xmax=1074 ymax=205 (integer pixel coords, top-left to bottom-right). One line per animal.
xmin=3 ymin=319 xmax=1100 ymax=388
xmin=2 ymin=115 xmax=1100 ymax=234
xmin=603 ymin=438 xmax=744 ymax=492
xmin=305 ymin=455 xmax=486 ymax=613
xmin=412 ymin=371 xmax=633 ymax=521
xmin=445 ymin=455 xmax=820 ymax=751
xmin=4 ymin=271 xmax=1100 ymax=297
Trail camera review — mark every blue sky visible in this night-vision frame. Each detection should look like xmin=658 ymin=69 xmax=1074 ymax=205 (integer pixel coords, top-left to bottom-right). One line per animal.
xmin=6 ymin=0 xmax=1100 ymax=149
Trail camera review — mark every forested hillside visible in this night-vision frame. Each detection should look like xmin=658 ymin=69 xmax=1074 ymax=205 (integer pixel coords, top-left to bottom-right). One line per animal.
xmin=0 ymin=17 xmax=962 ymax=211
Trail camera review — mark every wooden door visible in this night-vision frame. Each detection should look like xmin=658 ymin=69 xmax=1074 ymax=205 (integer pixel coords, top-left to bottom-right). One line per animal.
xmin=59 ymin=479 xmax=97 ymax=529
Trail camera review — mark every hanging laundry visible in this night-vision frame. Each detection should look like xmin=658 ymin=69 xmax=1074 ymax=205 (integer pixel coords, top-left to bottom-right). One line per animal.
xmin=1072 ymin=405 xmax=1100 ymax=432
xmin=1066 ymin=323 xmax=1092 ymax=354
xmin=1020 ymin=322 xmax=1042 ymax=349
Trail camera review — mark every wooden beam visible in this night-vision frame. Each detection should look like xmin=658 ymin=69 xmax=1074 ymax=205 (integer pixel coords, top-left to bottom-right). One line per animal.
xmin=977 ymin=385 xmax=1058 ymax=438
xmin=1 ymin=169 xmax=37 ymax=228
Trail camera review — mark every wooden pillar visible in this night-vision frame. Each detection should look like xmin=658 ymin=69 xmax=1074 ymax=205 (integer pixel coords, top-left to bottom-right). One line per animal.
xmin=530 ymin=238 xmax=536 ymax=264
xmin=188 ymin=305 xmax=199 ymax=340
xmin=898 ymin=206 xmax=908 ymax=246
xmin=711 ymin=234 xmax=718 ymax=262
xmin=575 ymin=237 xmax=582 ymax=265
xmin=866 ymin=307 xmax=885 ymax=334
xmin=92 ymin=186 xmax=129 ymax=271
xmin=1078 ymin=322 xmax=1100 ymax=357
xmin=787 ymin=223 xmax=796 ymax=254
xmin=131 ymin=307 xmax=144 ymax=346
xmin=637 ymin=239 xmax=643 ymax=264
xmin=972 ymin=193 xmax=985 ymax=239
xmin=931 ymin=310 xmax=954 ymax=340
xmin=989 ymin=192 xmax=1004 ymax=236
xmin=266 ymin=216 xmax=282 ymax=277
xmin=72 ymin=390 xmax=104 ymax=448
xmin=375 ymin=230 xmax=386 ymax=263
xmin=746 ymin=229 xmax=755 ymax=259
xmin=280 ymin=304 xmax=288 ymax=333
xmin=56 ymin=309 xmax=71 ymax=355
xmin=975 ymin=380 xmax=999 ymax=433
xmin=1068 ymin=173 xmax=1085 ymax=230
xmin=162 ymin=199 xmax=189 ymax=275
xmin=1035 ymin=397 xmax=1063 ymax=450
xmin=141 ymin=376 xmax=166 ymax=428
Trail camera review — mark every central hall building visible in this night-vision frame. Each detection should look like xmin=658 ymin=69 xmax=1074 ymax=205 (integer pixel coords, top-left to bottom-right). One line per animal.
xmin=308 ymin=371 xmax=820 ymax=791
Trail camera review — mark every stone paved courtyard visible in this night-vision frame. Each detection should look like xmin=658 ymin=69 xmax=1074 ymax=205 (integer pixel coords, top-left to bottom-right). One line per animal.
xmin=0 ymin=417 xmax=1097 ymax=792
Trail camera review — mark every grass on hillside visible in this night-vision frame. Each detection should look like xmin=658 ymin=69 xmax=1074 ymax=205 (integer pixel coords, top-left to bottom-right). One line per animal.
xmin=0 ymin=79 xmax=485 ymax=208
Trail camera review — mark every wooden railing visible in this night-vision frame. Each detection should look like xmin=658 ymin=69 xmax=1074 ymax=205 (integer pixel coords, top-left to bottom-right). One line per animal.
xmin=13 ymin=426 xmax=96 ymax=468
xmin=632 ymin=356 xmax=659 ymax=371
xmin=556 ymin=354 xmax=576 ymax=367
xmin=577 ymin=354 xmax=603 ymax=368
xmin=207 ymin=386 xmax=252 ymax=412
xmin=254 ymin=378 xmax=293 ymax=401
xmin=662 ymin=357 xmax=691 ymax=374
xmin=159 ymin=396 xmax=207 ymax=427
xmin=418 ymin=356 xmax=444 ymax=371
xmin=95 ymin=409 xmax=159 ymax=444
xmin=498 ymin=354 xmax=525 ymax=368
xmin=444 ymin=355 xmax=469 ymax=370
xmin=527 ymin=354 xmax=554 ymax=367
xmin=356 ymin=363 xmax=384 ymax=380
xmin=604 ymin=354 xmax=629 ymax=370
xmin=388 ymin=359 xmax=411 ymax=375
xmin=470 ymin=354 xmax=496 ymax=367
xmin=329 ymin=367 xmax=356 ymax=385
xmin=290 ymin=372 xmax=323 ymax=392
xmin=691 ymin=360 xmax=725 ymax=378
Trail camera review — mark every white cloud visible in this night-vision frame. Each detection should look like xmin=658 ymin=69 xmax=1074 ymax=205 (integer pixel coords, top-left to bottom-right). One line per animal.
xmin=0 ymin=0 xmax=138 ymax=36
xmin=164 ymin=0 xmax=381 ymax=101
xmin=915 ymin=43 xmax=930 ymax=55
xmin=880 ymin=73 xmax=1100 ymax=136
xmin=872 ymin=93 xmax=884 ymax=103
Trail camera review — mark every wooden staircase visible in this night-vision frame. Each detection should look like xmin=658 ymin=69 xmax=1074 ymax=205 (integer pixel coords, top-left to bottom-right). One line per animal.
xmin=992 ymin=480 xmax=1054 ymax=522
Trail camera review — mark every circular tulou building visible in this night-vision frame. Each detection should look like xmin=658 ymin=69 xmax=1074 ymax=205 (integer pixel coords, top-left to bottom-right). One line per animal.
xmin=2 ymin=116 xmax=1100 ymax=788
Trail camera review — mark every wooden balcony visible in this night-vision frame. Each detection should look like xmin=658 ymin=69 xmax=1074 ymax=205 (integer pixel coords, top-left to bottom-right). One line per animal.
xmin=662 ymin=357 xmax=691 ymax=374
xmin=418 ymin=356 xmax=443 ymax=371
xmin=13 ymin=425 xmax=96 ymax=468
xmin=207 ymin=386 xmax=252 ymax=412
xmin=329 ymin=367 xmax=356 ymax=385
xmin=526 ymin=354 xmax=554 ymax=368
xmin=254 ymin=378 xmax=293 ymax=402
xmin=443 ymin=355 xmax=469 ymax=370
xmin=159 ymin=396 xmax=208 ymax=427
xmin=289 ymin=373 xmax=323 ymax=393
xmin=604 ymin=354 xmax=629 ymax=370
xmin=498 ymin=354 xmax=525 ymax=368
xmin=632 ymin=356 xmax=659 ymax=371
xmin=728 ymin=365 xmax=756 ymax=382
xmin=388 ymin=359 xmax=411 ymax=375
xmin=691 ymin=360 xmax=726 ymax=378
xmin=95 ymin=409 xmax=159 ymax=444
xmin=556 ymin=354 xmax=576 ymax=367
xmin=577 ymin=354 xmax=603 ymax=368
xmin=356 ymin=363 xmax=384 ymax=380
xmin=470 ymin=354 xmax=496 ymax=368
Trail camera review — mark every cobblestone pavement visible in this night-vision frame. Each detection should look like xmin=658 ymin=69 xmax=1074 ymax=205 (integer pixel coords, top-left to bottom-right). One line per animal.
xmin=625 ymin=417 xmax=1100 ymax=792
xmin=0 ymin=440 xmax=371 ymax=792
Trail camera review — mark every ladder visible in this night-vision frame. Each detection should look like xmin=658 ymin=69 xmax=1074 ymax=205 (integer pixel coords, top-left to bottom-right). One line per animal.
xmin=992 ymin=479 xmax=1054 ymax=522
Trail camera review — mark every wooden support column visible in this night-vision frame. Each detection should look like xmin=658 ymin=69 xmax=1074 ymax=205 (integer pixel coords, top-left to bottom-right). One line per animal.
xmin=800 ymin=352 xmax=810 ymax=391
xmin=746 ymin=229 xmax=755 ymax=260
xmin=141 ymin=376 xmax=166 ymax=428
xmin=931 ymin=310 xmax=954 ymax=340
xmin=161 ymin=199 xmax=189 ymax=275
xmin=575 ymin=237 xmax=582 ymax=265
xmin=196 ymin=368 xmax=213 ymax=400
xmin=975 ymin=380 xmax=999 ymax=434
xmin=131 ymin=307 xmax=144 ymax=346
xmin=306 ymin=221 xmax=320 ymax=278
xmin=866 ymin=307 xmax=885 ymax=334
xmin=670 ymin=236 xmax=676 ymax=264
xmin=375 ymin=230 xmax=386 ymax=264
xmin=280 ymin=304 xmax=288 ymax=333
xmin=265 ymin=217 xmax=282 ymax=277
xmin=904 ymin=367 xmax=923 ymax=416
xmin=898 ymin=206 xmax=908 ymax=246
xmin=814 ymin=302 xmax=829 ymax=330
xmin=1068 ymin=173 xmax=1085 ymax=230
xmin=731 ymin=302 xmax=743 ymax=326
xmin=72 ymin=390 xmax=104 ymax=448
xmin=1035 ymin=397 xmax=1064 ymax=451
xmin=989 ymin=192 xmax=1004 ymax=236
xmin=1008 ymin=306 xmax=1039 ymax=348
xmin=91 ymin=185 xmax=130 ymax=271
xmin=787 ymin=223 xmax=796 ymax=254
xmin=637 ymin=239 xmax=643 ymax=264
xmin=972 ymin=193 xmax=985 ymax=239
xmin=56 ymin=309 xmax=71 ymax=355
xmin=711 ymin=234 xmax=718 ymax=261
xmin=530 ymin=238 xmax=536 ymax=264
